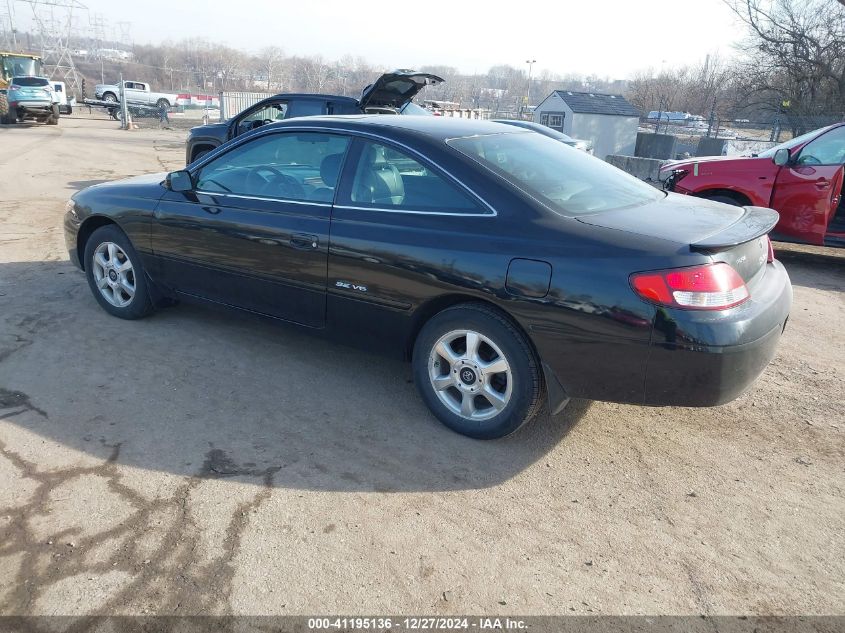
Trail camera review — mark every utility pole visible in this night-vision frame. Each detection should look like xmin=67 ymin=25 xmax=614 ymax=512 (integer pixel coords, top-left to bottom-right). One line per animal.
xmin=524 ymin=58 xmax=536 ymax=119
xmin=119 ymin=72 xmax=128 ymax=129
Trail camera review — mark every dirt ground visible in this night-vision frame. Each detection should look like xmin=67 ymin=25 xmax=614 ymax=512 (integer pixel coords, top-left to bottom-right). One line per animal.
xmin=0 ymin=114 xmax=842 ymax=618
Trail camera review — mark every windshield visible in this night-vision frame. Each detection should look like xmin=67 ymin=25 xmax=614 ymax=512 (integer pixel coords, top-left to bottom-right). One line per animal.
xmin=12 ymin=76 xmax=49 ymax=87
xmin=758 ymin=127 xmax=827 ymax=158
xmin=2 ymin=56 xmax=41 ymax=80
xmin=448 ymin=131 xmax=663 ymax=215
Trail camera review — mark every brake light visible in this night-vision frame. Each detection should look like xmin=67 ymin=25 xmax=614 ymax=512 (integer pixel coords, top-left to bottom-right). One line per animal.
xmin=631 ymin=263 xmax=750 ymax=310
xmin=766 ymin=236 xmax=775 ymax=263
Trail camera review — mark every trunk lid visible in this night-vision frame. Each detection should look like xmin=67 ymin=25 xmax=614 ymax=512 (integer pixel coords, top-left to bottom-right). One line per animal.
xmin=358 ymin=70 xmax=443 ymax=110
xmin=577 ymin=192 xmax=778 ymax=282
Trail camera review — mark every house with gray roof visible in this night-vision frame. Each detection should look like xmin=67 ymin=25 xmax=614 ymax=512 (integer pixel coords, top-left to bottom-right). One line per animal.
xmin=533 ymin=90 xmax=640 ymax=159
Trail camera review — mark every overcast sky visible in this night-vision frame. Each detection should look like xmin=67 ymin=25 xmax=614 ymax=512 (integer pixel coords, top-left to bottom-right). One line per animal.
xmin=24 ymin=0 xmax=745 ymax=78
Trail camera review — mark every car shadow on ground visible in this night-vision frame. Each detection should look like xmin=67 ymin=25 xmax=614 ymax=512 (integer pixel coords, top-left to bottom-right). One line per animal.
xmin=0 ymin=260 xmax=589 ymax=493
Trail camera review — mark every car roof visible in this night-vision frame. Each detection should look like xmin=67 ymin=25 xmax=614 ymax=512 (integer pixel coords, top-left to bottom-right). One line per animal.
xmin=269 ymin=93 xmax=359 ymax=103
xmin=271 ymin=114 xmax=526 ymax=141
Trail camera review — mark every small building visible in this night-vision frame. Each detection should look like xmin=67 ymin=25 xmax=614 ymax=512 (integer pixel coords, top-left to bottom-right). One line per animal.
xmin=533 ymin=90 xmax=640 ymax=159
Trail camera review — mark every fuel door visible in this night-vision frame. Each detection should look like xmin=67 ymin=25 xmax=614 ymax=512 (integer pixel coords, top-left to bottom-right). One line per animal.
xmin=505 ymin=258 xmax=552 ymax=299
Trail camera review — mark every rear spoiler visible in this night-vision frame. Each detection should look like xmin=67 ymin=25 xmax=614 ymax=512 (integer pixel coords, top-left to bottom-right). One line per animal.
xmin=691 ymin=206 xmax=779 ymax=250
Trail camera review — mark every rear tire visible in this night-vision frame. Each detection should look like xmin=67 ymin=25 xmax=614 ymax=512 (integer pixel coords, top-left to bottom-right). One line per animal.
xmin=47 ymin=105 xmax=60 ymax=125
xmin=156 ymin=98 xmax=170 ymax=109
xmin=0 ymin=93 xmax=9 ymax=124
xmin=83 ymin=225 xmax=154 ymax=320
xmin=413 ymin=303 xmax=544 ymax=439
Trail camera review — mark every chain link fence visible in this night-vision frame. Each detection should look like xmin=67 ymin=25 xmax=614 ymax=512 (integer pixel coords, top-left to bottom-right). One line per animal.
xmin=637 ymin=113 xmax=844 ymax=158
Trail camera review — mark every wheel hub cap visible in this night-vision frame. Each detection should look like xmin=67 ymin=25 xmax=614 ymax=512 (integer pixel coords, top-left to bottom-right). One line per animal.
xmin=428 ymin=329 xmax=513 ymax=422
xmin=459 ymin=367 xmax=477 ymax=385
xmin=91 ymin=241 xmax=136 ymax=308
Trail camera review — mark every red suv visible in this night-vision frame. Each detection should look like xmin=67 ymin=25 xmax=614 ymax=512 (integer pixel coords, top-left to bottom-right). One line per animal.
xmin=661 ymin=123 xmax=845 ymax=247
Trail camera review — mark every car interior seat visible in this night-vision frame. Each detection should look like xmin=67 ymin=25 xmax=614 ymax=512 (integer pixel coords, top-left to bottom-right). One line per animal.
xmin=310 ymin=153 xmax=345 ymax=202
xmin=353 ymin=145 xmax=405 ymax=206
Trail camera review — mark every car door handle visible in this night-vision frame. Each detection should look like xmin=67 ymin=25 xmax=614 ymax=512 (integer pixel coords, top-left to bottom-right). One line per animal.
xmin=290 ymin=233 xmax=318 ymax=250
xmin=816 ymin=178 xmax=830 ymax=189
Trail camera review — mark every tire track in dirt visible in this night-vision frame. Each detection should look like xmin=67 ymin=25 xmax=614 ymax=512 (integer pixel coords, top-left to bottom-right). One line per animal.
xmin=0 ymin=416 xmax=280 ymax=620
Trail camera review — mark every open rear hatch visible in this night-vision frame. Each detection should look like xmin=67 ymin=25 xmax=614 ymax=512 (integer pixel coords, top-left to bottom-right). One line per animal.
xmin=577 ymin=194 xmax=779 ymax=283
xmin=359 ymin=69 xmax=443 ymax=110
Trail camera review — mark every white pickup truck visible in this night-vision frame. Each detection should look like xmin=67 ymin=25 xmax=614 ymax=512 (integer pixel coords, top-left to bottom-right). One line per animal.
xmin=94 ymin=80 xmax=178 ymax=109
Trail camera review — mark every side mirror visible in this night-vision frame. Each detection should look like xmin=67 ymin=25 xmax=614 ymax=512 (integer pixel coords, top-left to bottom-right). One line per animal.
xmin=167 ymin=170 xmax=193 ymax=192
xmin=773 ymin=148 xmax=790 ymax=167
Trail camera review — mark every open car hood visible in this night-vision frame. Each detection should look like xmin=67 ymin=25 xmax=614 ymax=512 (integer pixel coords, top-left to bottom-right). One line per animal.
xmin=359 ymin=70 xmax=443 ymax=110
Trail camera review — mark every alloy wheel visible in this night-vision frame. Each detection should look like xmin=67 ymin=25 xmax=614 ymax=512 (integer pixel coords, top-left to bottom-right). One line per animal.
xmin=91 ymin=242 xmax=135 ymax=308
xmin=428 ymin=329 xmax=513 ymax=421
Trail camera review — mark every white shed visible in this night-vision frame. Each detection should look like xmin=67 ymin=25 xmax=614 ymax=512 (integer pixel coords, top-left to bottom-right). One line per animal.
xmin=533 ymin=90 xmax=640 ymax=159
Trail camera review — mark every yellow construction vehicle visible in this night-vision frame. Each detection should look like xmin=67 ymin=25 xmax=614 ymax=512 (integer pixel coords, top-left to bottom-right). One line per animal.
xmin=1 ymin=51 xmax=43 ymax=123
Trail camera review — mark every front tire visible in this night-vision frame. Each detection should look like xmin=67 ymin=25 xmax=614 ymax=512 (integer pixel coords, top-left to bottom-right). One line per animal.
xmin=192 ymin=148 xmax=211 ymax=163
xmin=83 ymin=225 xmax=154 ymax=319
xmin=103 ymin=92 xmax=117 ymax=103
xmin=413 ymin=303 xmax=544 ymax=439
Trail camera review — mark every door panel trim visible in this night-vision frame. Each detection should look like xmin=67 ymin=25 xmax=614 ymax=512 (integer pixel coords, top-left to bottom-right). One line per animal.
xmin=194 ymin=190 xmax=332 ymax=208
xmin=333 ymin=204 xmax=496 ymax=217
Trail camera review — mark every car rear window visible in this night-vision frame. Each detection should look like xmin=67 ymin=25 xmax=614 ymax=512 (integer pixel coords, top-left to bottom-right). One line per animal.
xmin=448 ymin=131 xmax=663 ymax=216
xmin=13 ymin=77 xmax=49 ymax=87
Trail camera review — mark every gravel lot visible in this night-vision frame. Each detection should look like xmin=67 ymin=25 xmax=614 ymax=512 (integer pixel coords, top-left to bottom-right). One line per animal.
xmin=0 ymin=115 xmax=843 ymax=617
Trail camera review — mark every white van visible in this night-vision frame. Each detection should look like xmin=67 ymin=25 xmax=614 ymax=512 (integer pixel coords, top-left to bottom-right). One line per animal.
xmin=51 ymin=81 xmax=74 ymax=115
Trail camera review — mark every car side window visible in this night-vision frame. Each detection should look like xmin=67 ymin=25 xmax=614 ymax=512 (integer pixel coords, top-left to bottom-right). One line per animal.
xmin=347 ymin=141 xmax=483 ymax=213
xmin=797 ymin=127 xmax=845 ymax=166
xmin=238 ymin=103 xmax=288 ymax=134
xmin=196 ymin=132 xmax=351 ymax=203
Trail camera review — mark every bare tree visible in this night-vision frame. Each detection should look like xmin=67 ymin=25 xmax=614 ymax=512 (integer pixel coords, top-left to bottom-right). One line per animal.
xmin=258 ymin=46 xmax=285 ymax=91
xmin=725 ymin=0 xmax=845 ymax=129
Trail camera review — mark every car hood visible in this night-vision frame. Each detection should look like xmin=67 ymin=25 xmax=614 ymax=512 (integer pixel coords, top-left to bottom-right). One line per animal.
xmin=661 ymin=154 xmax=769 ymax=171
xmin=189 ymin=121 xmax=227 ymax=137
xmin=576 ymin=192 xmax=776 ymax=247
xmin=359 ymin=70 xmax=443 ymax=109
xmin=78 ymin=173 xmax=168 ymax=198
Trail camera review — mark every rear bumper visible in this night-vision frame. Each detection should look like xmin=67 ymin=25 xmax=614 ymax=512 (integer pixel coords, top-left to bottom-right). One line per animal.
xmin=642 ymin=260 xmax=792 ymax=406
xmin=15 ymin=100 xmax=53 ymax=112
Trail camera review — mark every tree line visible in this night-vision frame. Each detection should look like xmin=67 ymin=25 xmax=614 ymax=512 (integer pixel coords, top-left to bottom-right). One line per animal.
xmin=10 ymin=0 xmax=844 ymax=126
xmin=627 ymin=0 xmax=844 ymax=131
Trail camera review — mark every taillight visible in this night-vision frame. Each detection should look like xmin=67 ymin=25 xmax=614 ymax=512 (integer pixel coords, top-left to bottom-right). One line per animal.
xmin=631 ymin=263 xmax=750 ymax=310
xmin=766 ymin=236 xmax=775 ymax=263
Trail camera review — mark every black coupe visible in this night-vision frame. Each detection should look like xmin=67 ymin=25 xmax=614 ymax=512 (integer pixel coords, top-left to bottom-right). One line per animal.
xmin=65 ymin=116 xmax=792 ymax=439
